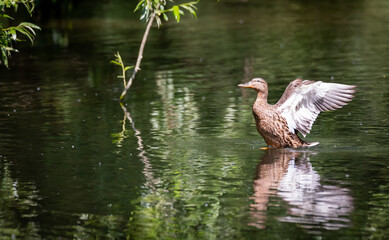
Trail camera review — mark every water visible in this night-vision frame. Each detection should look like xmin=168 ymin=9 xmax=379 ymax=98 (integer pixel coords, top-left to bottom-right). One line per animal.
xmin=1 ymin=0 xmax=389 ymax=239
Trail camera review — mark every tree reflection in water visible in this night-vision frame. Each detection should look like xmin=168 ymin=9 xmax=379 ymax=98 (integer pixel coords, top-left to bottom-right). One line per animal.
xmin=250 ymin=149 xmax=353 ymax=231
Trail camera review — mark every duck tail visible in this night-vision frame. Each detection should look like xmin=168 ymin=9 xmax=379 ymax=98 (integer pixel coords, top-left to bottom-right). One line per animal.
xmin=297 ymin=135 xmax=319 ymax=147
xmin=305 ymin=141 xmax=320 ymax=147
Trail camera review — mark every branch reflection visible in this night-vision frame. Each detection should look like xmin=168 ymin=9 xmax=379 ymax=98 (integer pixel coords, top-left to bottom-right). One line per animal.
xmin=120 ymin=103 xmax=157 ymax=191
xmin=250 ymin=149 xmax=353 ymax=230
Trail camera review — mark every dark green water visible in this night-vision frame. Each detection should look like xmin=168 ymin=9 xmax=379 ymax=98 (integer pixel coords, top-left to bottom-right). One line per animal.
xmin=1 ymin=0 xmax=389 ymax=239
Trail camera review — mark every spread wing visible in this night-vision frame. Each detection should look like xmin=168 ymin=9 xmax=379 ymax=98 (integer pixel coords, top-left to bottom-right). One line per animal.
xmin=277 ymin=80 xmax=356 ymax=137
xmin=276 ymin=78 xmax=304 ymax=107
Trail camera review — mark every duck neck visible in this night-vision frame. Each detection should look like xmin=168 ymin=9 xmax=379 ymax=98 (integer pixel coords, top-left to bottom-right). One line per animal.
xmin=255 ymin=91 xmax=268 ymax=104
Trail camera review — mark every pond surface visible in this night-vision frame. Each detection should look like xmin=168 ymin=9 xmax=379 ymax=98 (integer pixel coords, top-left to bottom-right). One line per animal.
xmin=1 ymin=0 xmax=389 ymax=239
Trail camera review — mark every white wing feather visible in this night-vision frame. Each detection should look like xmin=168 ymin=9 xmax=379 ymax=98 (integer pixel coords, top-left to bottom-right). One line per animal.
xmin=278 ymin=81 xmax=355 ymax=137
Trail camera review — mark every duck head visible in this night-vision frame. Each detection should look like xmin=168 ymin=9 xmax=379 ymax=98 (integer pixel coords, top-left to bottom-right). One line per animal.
xmin=238 ymin=78 xmax=268 ymax=99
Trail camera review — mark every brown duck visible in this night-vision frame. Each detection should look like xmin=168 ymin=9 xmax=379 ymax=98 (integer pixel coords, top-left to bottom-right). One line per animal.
xmin=238 ymin=78 xmax=356 ymax=148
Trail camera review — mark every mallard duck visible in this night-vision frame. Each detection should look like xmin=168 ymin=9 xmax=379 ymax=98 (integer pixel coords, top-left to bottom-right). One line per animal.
xmin=238 ymin=78 xmax=356 ymax=148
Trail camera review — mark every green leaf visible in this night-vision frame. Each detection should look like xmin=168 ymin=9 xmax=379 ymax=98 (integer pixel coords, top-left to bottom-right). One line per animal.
xmin=0 ymin=14 xmax=13 ymax=20
xmin=4 ymin=47 xmax=18 ymax=52
xmin=191 ymin=10 xmax=197 ymax=19
xmin=173 ymin=5 xmax=180 ymax=22
xmin=140 ymin=8 xmax=149 ymax=21
xmin=134 ymin=0 xmax=145 ymax=12
xmin=19 ymin=22 xmax=41 ymax=31
xmin=1 ymin=47 xmax=9 ymax=68
xmin=15 ymin=28 xmax=34 ymax=43
xmin=9 ymin=29 xmax=17 ymax=40
xmin=162 ymin=12 xmax=168 ymax=21
xmin=182 ymin=5 xmax=197 ymax=18
xmin=156 ymin=15 xmax=162 ymax=27
xmin=110 ymin=60 xmax=122 ymax=66
xmin=124 ymin=66 xmax=134 ymax=71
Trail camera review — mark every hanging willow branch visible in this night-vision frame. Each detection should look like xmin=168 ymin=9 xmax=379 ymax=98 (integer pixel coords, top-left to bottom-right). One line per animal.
xmin=119 ymin=3 xmax=160 ymax=100
xmin=113 ymin=0 xmax=199 ymax=101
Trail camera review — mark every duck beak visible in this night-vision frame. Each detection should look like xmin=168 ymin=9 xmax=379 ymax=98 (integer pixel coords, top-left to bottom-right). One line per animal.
xmin=238 ymin=82 xmax=253 ymax=88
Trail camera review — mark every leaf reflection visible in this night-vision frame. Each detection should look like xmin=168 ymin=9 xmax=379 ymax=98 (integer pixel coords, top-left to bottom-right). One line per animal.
xmin=250 ymin=149 xmax=353 ymax=231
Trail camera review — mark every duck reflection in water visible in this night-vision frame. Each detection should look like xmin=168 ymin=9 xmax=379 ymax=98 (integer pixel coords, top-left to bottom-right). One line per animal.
xmin=250 ymin=149 xmax=353 ymax=230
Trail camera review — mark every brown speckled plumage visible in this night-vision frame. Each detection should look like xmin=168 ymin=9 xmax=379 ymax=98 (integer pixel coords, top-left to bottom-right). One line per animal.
xmin=238 ymin=78 xmax=356 ymax=148
xmin=252 ymin=96 xmax=307 ymax=148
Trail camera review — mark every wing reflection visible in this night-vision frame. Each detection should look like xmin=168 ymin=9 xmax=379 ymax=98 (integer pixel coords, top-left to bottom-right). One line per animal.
xmin=250 ymin=149 xmax=353 ymax=230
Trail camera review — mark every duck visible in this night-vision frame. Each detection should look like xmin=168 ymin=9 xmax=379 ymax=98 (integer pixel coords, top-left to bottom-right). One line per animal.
xmin=238 ymin=78 xmax=356 ymax=148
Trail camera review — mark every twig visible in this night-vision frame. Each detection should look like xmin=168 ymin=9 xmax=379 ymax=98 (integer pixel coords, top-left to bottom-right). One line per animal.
xmin=120 ymin=4 xmax=160 ymax=100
